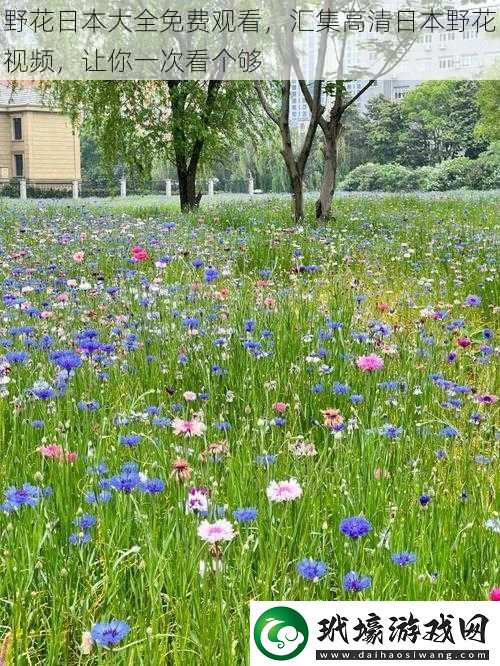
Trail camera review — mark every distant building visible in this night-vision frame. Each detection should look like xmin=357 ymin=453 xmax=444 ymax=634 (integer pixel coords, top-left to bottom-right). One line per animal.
xmin=289 ymin=9 xmax=499 ymax=124
xmin=0 ymin=84 xmax=80 ymax=186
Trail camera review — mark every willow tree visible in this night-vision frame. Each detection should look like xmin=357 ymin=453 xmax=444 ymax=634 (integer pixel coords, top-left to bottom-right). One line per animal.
xmin=47 ymin=79 xmax=256 ymax=211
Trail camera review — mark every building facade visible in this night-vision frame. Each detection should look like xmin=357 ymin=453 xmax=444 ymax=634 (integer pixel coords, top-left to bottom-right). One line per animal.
xmin=0 ymin=84 xmax=80 ymax=186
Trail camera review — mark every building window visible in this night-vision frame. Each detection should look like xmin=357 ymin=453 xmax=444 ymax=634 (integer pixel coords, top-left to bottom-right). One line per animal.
xmin=418 ymin=34 xmax=432 ymax=44
xmin=439 ymin=57 xmax=456 ymax=69
xmin=14 ymin=153 xmax=23 ymax=177
xmin=461 ymin=54 xmax=478 ymax=67
xmin=439 ymin=32 xmax=456 ymax=42
xmin=12 ymin=117 xmax=22 ymax=141
xmin=463 ymin=29 xmax=478 ymax=40
xmin=416 ymin=58 xmax=432 ymax=72
xmin=394 ymin=87 xmax=409 ymax=100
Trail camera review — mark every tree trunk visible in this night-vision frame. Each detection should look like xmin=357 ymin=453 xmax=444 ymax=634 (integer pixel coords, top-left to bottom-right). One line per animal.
xmin=291 ymin=173 xmax=304 ymax=223
xmin=316 ymin=120 xmax=341 ymax=221
xmin=178 ymin=165 xmax=202 ymax=212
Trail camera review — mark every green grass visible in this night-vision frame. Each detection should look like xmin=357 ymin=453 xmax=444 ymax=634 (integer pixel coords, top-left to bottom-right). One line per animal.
xmin=0 ymin=194 xmax=498 ymax=664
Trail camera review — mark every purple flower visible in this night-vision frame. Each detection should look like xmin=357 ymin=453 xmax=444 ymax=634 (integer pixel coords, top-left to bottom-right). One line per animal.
xmin=343 ymin=571 xmax=372 ymax=592
xmin=391 ymin=551 xmax=417 ymax=566
xmin=340 ymin=516 xmax=372 ymax=539
xmin=90 ymin=620 xmax=130 ymax=647
xmin=297 ymin=558 xmax=328 ymax=581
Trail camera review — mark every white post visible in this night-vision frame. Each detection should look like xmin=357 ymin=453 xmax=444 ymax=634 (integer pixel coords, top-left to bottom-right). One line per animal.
xmin=208 ymin=178 xmax=214 ymax=196
xmin=165 ymin=178 xmax=172 ymax=197
xmin=72 ymin=180 xmax=79 ymax=200
xmin=120 ymin=177 xmax=127 ymax=198
xmin=19 ymin=178 xmax=27 ymax=200
xmin=248 ymin=175 xmax=254 ymax=196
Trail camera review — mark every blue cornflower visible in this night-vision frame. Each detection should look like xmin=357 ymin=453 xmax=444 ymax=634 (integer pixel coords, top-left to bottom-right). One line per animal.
xmin=256 ymin=454 xmax=277 ymax=465
xmin=271 ymin=417 xmax=286 ymax=426
xmin=343 ymin=571 xmax=372 ymax=592
xmin=5 ymin=351 xmax=28 ymax=364
xmin=152 ymin=416 xmax=172 ymax=427
xmin=435 ymin=448 xmax=447 ymax=460
xmin=233 ymin=507 xmax=258 ymax=523
xmin=30 ymin=380 xmax=55 ymax=400
xmin=204 ymin=267 xmax=219 ymax=283
xmin=350 ymin=394 xmax=364 ymax=404
xmin=109 ymin=473 xmax=140 ymax=493
xmin=340 ymin=516 xmax=372 ymax=539
xmin=84 ymin=490 xmax=112 ymax=504
xmin=4 ymin=483 xmax=42 ymax=509
xmin=380 ymin=424 xmax=403 ymax=439
xmin=464 ymin=294 xmax=481 ymax=307
xmin=440 ymin=425 xmax=459 ymax=438
xmin=119 ymin=434 xmax=141 ymax=447
xmin=90 ymin=620 xmax=130 ymax=647
xmin=139 ymin=478 xmax=165 ymax=494
xmin=31 ymin=419 xmax=44 ymax=429
xmin=191 ymin=258 xmax=204 ymax=268
xmin=49 ymin=350 xmax=82 ymax=372
xmin=68 ymin=532 xmax=92 ymax=546
xmin=391 ymin=551 xmax=417 ymax=566
xmin=78 ymin=400 xmax=100 ymax=412
xmin=297 ymin=558 xmax=328 ymax=581
xmin=419 ymin=494 xmax=431 ymax=507
xmin=332 ymin=382 xmax=350 ymax=395
xmin=74 ymin=514 xmax=97 ymax=530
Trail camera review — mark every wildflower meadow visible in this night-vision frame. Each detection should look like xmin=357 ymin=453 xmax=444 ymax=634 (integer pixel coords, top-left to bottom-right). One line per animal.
xmin=0 ymin=194 xmax=498 ymax=664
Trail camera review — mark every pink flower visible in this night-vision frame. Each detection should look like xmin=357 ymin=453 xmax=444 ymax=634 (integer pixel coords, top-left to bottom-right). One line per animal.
xmin=197 ymin=519 xmax=235 ymax=544
xmin=72 ymin=251 xmax=85 ymax=263
xmin=172 ymin=417 xmax=206 ymax=437
xmin=131 ymin=246 xmax=149 ymax=261
xmin=38 ymin=444 xmax=64 ymax=459
xmin=273 ymin=401 xmax=288 ymax=413
xmin=321 ymin=408 xmax=343 ymax=427
xmin=266 ymin=478 xmax=303 ymax=502
xmin=356 ymin=354 xmax=384 ymax=371
xmin=37 ymin=444 xmax=77 ymax=463
xmin=264 ymin=297 xmax=276 ymax=309
xmin=489 ymin=587 xmax=500 ymax=600
xmin=186 ymin=486 xmax=209 ymax=513
xmin=183 ymin=391 xmax=197 ymax=402
xmin=457 ymin=337 xmax=471 ymax=348
xmin=475 ymin=393 xmax=498 ymax=405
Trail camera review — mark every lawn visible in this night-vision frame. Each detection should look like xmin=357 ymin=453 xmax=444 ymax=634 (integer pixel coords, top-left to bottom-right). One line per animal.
xmin=0 ymin=195 xmax=498 ymax=664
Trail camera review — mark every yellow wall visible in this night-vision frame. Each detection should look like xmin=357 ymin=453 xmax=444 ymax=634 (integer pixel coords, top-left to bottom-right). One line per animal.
xmin=0 ymin=114 xmax=11 ymax=179
xmin=0 ymin=109 xmax=81 ymax=182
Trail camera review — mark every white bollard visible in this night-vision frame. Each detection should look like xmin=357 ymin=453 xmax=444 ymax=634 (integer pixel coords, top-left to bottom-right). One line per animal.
xmin=208 ymin=178 xmax=214 ymax=196
xmin=19 ymin=178 xmax=27 ymax=200
xmin=165 ymin=179 xmax=172 ymax=197
xmin=248 ymin=175 xmax=254 ymax=196
xmin=72 ymin=180 xmax=79 ymax=199
xmin=120 ymin=177 xmax=127 ymax=198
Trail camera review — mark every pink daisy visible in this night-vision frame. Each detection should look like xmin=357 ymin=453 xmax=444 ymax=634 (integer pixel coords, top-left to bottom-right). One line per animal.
xmin=197 ymin=519 xmax=235 ymax=544
xmin=356 ymin=354 xmax=384 ymax=371
xmin=172 ymin=417 xmax=206 ymax=437
xmin=489 ymin=587 xmax=500 ymax=601
xmin=266 ymin=478 xmax=303 ymax=502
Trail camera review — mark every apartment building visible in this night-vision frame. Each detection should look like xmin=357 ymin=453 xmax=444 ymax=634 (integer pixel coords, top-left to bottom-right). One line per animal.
xmin=0 ymin=83 xmax=80 ymax=185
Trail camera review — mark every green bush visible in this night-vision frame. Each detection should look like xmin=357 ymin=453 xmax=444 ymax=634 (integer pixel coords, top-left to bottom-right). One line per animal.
xmin=341 ymin=151 xmax=499 ymax=191
xmin=340 ymin=162 xmax=416 ymax=192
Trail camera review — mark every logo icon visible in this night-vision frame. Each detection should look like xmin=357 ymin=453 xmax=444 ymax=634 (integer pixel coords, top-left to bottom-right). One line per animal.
xmin=253 ymin=606 xmax=308 ymax=661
